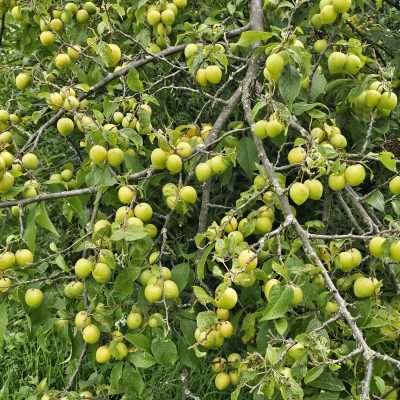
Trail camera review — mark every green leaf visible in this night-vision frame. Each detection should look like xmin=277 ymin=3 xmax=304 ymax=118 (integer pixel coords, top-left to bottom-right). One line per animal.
xmin=193 ymin=286 xmax=214 ymax=305
xmin=196 ymin=245 xmax=213 ymax=280
xmin=196 ymin=311 xmax=217 ymax=331
xmin=111 ymin=228 xmax=148 ymax=241
xmin=274 ymin=318 xmax=288 ymax=335
xmin=171 ymin=263 xmax=191 ymax=292
xmin=123 ymin=364 xmax=144 ymax=395
xmin=125 ymin=333 xmax=151 ymax=351
xmin=151 ymin=339 xmax=178 ymax=366
xmin=129 ymin=351 xmax=156 ymax=369
xmin=260 ymin=286 xmax=293 ymax=321
xmin=23 ymin=205 xmax=37 ymax=252
xmin=127 ymin=68 xmax=144 ymax=92
xmin=279 ymin=64 xmax=301 ymax=106
xmin=110 ymin=362 xmax=124 ymax=394
xmin=236 ymin=31 xmax=272 ymax=47
xmin=237 ymin=136 xmax=258 ymax=180
xmin=378 ymin=151 xmax=397 ymax=172
xmin=365 ymin=190 xmax=385 ymax=212
xmin=35 ymin=203 xmax=59 ymax=236
xmin=0 ymin=303 xmax=7 ymax=348
xmin=85 ymin=165 xmax=117 ymax=187
xmin=113 ymin=265 xmax=141 ymax=299
xmin=304 ymin=366 xmax=324 ymax=384
xmin=309 ymin=371 xmax=345 ymax=391
xmin=310 ymin=68 xmax=327 ymax=100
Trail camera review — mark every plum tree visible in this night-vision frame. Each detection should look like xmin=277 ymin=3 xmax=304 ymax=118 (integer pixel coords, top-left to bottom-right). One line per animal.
xmin=0 ymin=0 xmax=399 ymax=399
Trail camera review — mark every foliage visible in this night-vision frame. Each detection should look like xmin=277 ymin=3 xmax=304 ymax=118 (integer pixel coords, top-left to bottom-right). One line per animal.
xmin=0 ymin=0 xmax=399 ymax=399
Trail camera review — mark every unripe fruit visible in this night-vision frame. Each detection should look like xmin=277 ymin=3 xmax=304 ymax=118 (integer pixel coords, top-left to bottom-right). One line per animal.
xmin=265 ymin=53 xmax=284 ymax=79
xmin=82 ymin=324 xmax=101 ymax=344
xmin=90 ymin=145 xmax=107 ymax=163
xmin=15 ymin=72 xmax=31 ymax=90
xmin=330 ymin=133 xmax=347 ymax=149
xmin=332 ymin=0 xmax=351 ymax=13
xmin=264 ymin=278 xmax=280 ymax=299
xmin=57 ymin=117 xmax=74 ymax=135
xmin=288 ymin=147 xmax=306 ymax=164
xmin=49 ymin=18 xmax=63 ymax=32
xmin=0 ymin=251 xmax=15 ymax=270
xmin=107 ymin=148 xmax=124 ymax=167
xmin=389 ymin=176 xmax=400 ymax=195
xmin=390 ymin=241 xmax=400 ymax=261
xmin=64 ymin=281 xmax=84 ymax=298
xmin=290 ymin=285 xmax=303 ymax=305
xmin=0 ymin=150 xmax=13 ymax=167
xmin=144 ymin=283 xmax=163 ymax=303
xmin=0 ymin=278 xmax=12 ymax=293
xmin=338 ymin=248 xmax=362 ymax=271
xmin=365 ymin=90 xmax=381 ymax=108
xmin=328 ymin=52 xmax=347 ymax=74
xmin=216 ymin=287 xmax=238 ymax=310
xmin=65 ymin=2 xmax=78 ymax=13
xmin=311 ymin=13 xmax=323 ymax=28
xmin=266 ymin=119 xmax=284 ymax=137
xmin=238 ymin=249 xmax=257 ymax=271
xmin=67 ymin=46 xmax=81 ymax=61
xmin=22 ymin=153 xmax=39 ymax=170
xmin=0 ymin=172 xmax=15 ymax=193
xmin=215 ymin=372 xmax=230 ymax=391
xmin=344 ymin=164 xmax=366 ymax=186
xmin=25 ymin=288 xmax=44 ymax=308
xmin=96 ymin=346 xmax=111 ymax=363
xmin=320 ymin=5 xmax=337 ymax=24
xmin=92 ymin=262 xmax=112 ymax=283
xmin=163 ymin=280 xmax=179 ymax=300
xmin=148 ymin=313 xmax=163 ymax=328
xmin=118 ymin=186 xmax=136 ymax=204
xmin=176 ymin=141 xmax=192 ymax=158
xmin=174 ymin=0 xmax=188 ymax=7
xmin=106 ymin=44 xmax=122 ymax=67
xmin=328 ymin=173 xmax=346 ymax=191
xmin=75 ymin=311 xmax=91 ymax=329
xmin=216 ymin=308 xmax=229 ymax=321
xmin=166 ymin=154 xmax=182 ymax=174
xmin=147 ymin=8 xmax=161 ymax=26
xmin=127 ymin=312 xmax=143 ymax=329
xmin=76 ymin=9 xmax=89 ymax=23
xmin=218 ymin=321 xmax=234 ymax=338
xmin=184 ymin=43 xmax=198 ymax=58
xmin=55 ymin=53 xmax=71 ymax=69
xmin=254 ymin=120 xmax=268 ymax=138
xmin=195 ymin=68 xmax=208 ymax=86
xmin=40 ymin=31 xmax=55 ymax=46
xmin=195 ymin=162 xmax=212 ymax=182
xmin=288 ymin=343 xmax=306 ymax=360
xmin=314 ymin=39 xmax=328 ymax=53
xmin=161 ymin=9 xmax=175 ymax=25
xmin=15 ymin=249 xmax=33 ymax=267
xmin=304 ymin=179 xmax=323 ymax=200
xmin=345 ymin=54 xmax=362 ymax=75
xmin=353 ymin=277 xmax=375 ymax=298
xmin=369 ymin=237 xmax=386 ymax=257
xmin=75 ymin=258 xmax=93 ymax=279
xmin=134 ymin=202 xmax=153 ymax=222
xmin=378 ymin=92 xmax=397 ymax=111
xmin=289 ymin=182 xmax=309 ymax=205
xmin=221 ymin=215 xmax=238 ymax=233
xmin=325 ymin=301 xmax=338 ymax=314
xmin=151 ymin=148 xmax=168 ymax=169
xmin=179 ymin=186 xmax=197 ymax=204
xmin=255 ymin=216 xmax=273 ymax=233
xmin=205 ymin=65 xmax=223 ymax=84
xmin=210 ymin=155 xmax=226 ymax=174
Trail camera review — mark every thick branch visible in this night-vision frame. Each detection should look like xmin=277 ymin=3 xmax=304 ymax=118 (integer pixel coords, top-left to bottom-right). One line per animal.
xmin=22 ymin=25 xmax=250 ymax=152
